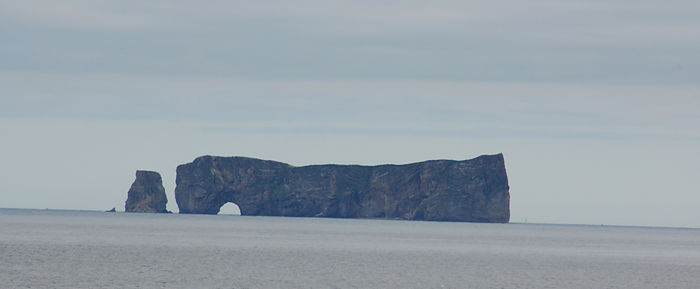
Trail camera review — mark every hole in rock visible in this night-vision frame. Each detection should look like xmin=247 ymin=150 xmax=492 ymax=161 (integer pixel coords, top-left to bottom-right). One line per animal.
xmin=218 ymin=202 xmax=241 ymax=215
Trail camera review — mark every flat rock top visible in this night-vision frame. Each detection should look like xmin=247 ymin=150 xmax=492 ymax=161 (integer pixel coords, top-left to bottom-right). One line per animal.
xmin=175 ymin=154 xmax=510 ymax=223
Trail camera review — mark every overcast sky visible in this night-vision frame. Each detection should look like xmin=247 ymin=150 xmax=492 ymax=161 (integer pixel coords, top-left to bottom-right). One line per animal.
xmin=1 ymin=0 xmax=699 ymax=227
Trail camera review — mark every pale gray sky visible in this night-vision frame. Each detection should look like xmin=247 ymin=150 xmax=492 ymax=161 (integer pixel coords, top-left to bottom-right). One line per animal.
xmin=1 ymin=0 xmax=699 ymax=227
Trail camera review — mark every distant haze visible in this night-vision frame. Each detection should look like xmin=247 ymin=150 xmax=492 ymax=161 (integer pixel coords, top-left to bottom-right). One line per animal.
xmin=1 ymin=1 xmax=699 ymax=227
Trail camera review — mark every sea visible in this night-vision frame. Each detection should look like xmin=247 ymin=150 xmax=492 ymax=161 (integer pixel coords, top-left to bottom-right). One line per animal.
xmin=1 ymin=208 xmax=699 ymax=289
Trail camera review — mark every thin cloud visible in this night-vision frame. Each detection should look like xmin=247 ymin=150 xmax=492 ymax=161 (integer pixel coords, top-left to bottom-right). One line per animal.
xmin=2 ymin=70 xmax=698 ymax=140
xmin=1 ymin=1 xmax=160 ymax=30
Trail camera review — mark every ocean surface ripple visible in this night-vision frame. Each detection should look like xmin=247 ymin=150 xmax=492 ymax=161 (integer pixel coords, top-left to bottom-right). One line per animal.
xmin=1 ymin=209 xmax=699 ymax=289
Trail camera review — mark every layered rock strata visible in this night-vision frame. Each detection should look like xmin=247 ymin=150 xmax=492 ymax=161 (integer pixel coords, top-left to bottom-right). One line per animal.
xmin=125 ymin=170 xmax=168 ymax=213
xmin=174 ymin=154 xmax=509 ymax=222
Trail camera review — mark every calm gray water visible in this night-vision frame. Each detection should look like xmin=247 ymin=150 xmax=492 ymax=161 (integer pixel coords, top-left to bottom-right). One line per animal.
xmin=1 ymin=209 xmax=699 ymax=289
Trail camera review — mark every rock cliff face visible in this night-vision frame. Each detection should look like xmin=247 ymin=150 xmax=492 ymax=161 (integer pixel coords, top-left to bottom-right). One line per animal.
xmin=125 ymin=170 xmax=168 ymax=213
xmin=175 ymin=154 xmax=510 ymax=222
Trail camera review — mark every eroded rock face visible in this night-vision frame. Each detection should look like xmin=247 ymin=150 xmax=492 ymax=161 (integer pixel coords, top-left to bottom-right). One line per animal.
xmin=125 ymin=170 xmax=168 ymax=213
xmin=175 ymin=154 xmax=510 ymax=223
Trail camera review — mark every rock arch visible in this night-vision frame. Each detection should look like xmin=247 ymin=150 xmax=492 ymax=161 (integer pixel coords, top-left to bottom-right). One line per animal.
xmin=218 ymin=202 xmax=241 ymax=215
xmin=174 ymin=154 xmax=510 ymax=223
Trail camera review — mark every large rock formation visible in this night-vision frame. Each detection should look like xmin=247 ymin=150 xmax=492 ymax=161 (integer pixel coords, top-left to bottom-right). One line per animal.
xmin=175 ymin=154 xmax=509 ymax=222
xmin=125 ymin=170 xmax=168 ymax=213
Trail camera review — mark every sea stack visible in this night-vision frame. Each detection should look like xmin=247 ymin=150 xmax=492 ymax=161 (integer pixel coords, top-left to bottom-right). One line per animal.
xmin=125 ymin=170 xmax=168 ymax=213
xmin=175 ymin=154 xmax=510 ymax=223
